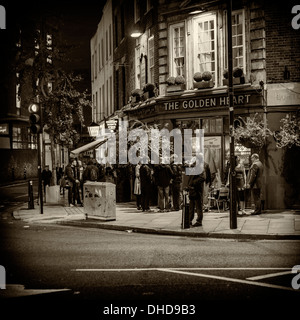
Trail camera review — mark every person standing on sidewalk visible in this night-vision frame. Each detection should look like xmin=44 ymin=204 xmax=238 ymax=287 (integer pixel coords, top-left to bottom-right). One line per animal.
xmin=83 ymin=159 xmax=99 ymax=183
xmin=170 ymin=155 xmax=183 ymax=211
xmin=247 ymin=153 xmax=264 ymax=215
xmin=154 ymin=157 xmax=174 ymax=212
xmin=134 ymin=161 xmax=142 ymax=210
xmin=140 ymin=157 xmax=153 ymax=212
xmin=65 ymin=161 xmax=77 ymax=206
xmin=187 ymin=154 xmax=211 ymax=227
xmin=42 ymin=165 xmax=52 ymax=193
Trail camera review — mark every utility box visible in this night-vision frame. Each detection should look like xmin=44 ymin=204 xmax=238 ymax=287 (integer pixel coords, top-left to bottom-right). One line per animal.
xmin=45 ymin=185 xmax=61 ymax=203
xmin=83 ymin=182 xmax=116 ymax=221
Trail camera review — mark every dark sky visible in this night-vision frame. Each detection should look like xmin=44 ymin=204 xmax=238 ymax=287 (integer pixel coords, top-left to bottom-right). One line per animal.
xmin=4 ymin=0 xmax=106 ymax=71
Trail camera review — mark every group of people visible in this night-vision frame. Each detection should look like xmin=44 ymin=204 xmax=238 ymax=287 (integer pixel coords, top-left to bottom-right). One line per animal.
xmin=133 ymin=154 xmax=212 ymax=228
xmin=224 ymin=152 xmax=264 ymax=216
xmin=134 ymin=155 xmax=183 ymax=213
xmin=134 ymin=151 xmax=264 ymax=228
xmin=63 ymin=157 xmax=115 ymax=207
xmin=42 ymin=150 xmax=264 ymax=225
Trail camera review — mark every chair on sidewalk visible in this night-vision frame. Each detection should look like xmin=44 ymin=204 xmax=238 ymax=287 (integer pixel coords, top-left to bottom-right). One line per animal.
xmin=207 ymin=188 xmax=219 ymax=211
xmin=216 ymin=186 xmax=229 ymax=212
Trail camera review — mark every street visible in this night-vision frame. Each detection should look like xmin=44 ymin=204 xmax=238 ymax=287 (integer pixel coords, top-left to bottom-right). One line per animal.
xmin=0 ymin=216 xmax=299 ymax=317
xmin=0 ymin=181 xmax=38 ymax=216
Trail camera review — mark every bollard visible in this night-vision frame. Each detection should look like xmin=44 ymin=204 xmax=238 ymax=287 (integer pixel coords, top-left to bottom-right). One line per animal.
xmin=28 ymin=180 xmax=34 ymax=209
xmin=181 ymin=192 xmax=190 ymax=229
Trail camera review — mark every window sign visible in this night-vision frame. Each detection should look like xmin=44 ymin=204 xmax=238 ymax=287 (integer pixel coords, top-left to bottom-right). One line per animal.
xmin=0 ymin=123 xmax=9 ymax=135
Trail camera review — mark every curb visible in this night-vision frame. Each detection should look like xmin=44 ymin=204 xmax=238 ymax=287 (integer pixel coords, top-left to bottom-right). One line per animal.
xmin=56 ymin=219 xmax=300 ymax=241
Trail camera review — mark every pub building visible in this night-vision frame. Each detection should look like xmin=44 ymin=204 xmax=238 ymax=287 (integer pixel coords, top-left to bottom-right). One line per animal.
xmin=123 ymin=83 xmax=263 ymax=209
xmin=91 ymin=0 xmax=300 ymax=209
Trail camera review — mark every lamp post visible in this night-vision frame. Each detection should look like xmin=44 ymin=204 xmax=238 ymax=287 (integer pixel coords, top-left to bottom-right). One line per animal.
xmin=227 ymin=0 xmax=237 ymax=229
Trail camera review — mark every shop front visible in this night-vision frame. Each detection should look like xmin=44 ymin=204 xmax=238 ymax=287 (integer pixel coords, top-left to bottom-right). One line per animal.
xmin=125 ymin=85 xmax=263 ymax=209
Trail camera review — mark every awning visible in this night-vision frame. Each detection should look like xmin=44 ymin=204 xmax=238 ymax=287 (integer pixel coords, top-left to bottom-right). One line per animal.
xmin=70 ymin=138 xmax=108 ymax=157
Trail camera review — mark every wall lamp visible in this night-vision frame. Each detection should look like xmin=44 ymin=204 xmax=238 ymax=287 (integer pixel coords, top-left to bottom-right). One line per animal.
xmin=131 ymin=30 xmax=143 ymax=38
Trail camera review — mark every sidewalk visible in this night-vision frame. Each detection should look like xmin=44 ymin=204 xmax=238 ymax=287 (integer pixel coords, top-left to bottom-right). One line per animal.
xmin=12 ymin=198 xmax=300 ymax=240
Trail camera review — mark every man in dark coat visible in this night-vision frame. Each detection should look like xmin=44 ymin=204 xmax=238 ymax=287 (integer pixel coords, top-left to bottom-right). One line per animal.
xmin=154 ymin=158 xmax=174 ymax=212
xmin=42 ymin=165 xmax=52 ymax=192
xmin=170 ymin=155 xmax=183 ymax=211
xmin=247 ymin=153 xmax=264 ymax=215
xmin=186 ymin=155 xmax=211 ymax=227
xmin=140 ymin=158 xmax=153 ymax=212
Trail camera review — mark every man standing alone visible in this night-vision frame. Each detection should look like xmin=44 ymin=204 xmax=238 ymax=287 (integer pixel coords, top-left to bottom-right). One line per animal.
xmin=247 ymin=153 xmax=264 ymax=215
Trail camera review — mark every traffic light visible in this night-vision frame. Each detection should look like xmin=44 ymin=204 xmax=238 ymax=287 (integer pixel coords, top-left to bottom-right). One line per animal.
xmin=28 ymin=103 xmax=42 ymax=134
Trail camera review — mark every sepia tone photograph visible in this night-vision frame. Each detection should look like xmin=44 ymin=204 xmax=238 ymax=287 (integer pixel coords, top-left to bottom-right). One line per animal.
xmin=0 ymin=0 xmax=299 ymax=317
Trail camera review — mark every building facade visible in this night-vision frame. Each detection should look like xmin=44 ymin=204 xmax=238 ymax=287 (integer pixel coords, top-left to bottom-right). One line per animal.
xmin=91 ymin=0 xmax=300 ymax=209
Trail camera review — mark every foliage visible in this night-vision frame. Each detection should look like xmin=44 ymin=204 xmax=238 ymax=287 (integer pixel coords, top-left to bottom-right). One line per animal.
xmin=131 ymin=88 xmax=143 ymax=97
xmin=201 ymin=71 xmax=212 ymax=81
xmin=166 ymin=76 xmax=176 ymax=85
xmin=175 ymin=75 xmax=185 ymax=84
xmin=234 ymin=113 xmax=272 ymax=149
xmin=143 ymin=83 xmax=155 ymax=92
xmin=223 ymin=67 xmax=244 ymax=79
xmin=193 ymin=72 xmax=202 ymax=82
xmin=43 ymin=71 xmax=89 ymax=147
xmin=233 ymin=67 xmax=243 ymax=78
xmin=223 ymin=69 xmax=229 ymax=79
xmin=274 ymin=113 xmax=300 ymax=148
xmin=14 ymin=20 xmax=90 ymax=148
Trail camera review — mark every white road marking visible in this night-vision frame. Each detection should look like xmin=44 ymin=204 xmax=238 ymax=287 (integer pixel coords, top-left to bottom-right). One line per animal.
xmin=157 ymin=268 xmax=295 ymax=292
xmin=73 ymin=267 xmax=296 ymax=292
xmin=0 ymin=284 xmax=71 ymax=298
xmin=73 ymin=267 xmax=290 ymax=272
xmin=247 ymin=271 xmax=292 ymax=281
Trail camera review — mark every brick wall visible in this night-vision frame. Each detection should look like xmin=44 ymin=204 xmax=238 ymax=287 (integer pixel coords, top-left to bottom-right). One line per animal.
xmin=265 ymin=1 xmax=300 ymax=83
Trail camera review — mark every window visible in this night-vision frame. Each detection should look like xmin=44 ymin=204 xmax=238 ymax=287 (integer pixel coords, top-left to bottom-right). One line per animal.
xmin=148 ymin=35 xmax=154 ymax=83
xmin=94 ymin=48 xmax=97 ymax=77
xmin=12 ymin=126 xmax=37 ymax=149
xmin=193 ymin=13 xmax=217 ymax=82
xmin=134 ymin=0 xmax=140 ymax=23
xmin=135 ymin=44 xmax=141 ymax=88
xmin=109 ymin=24 xmax=112 ymax=56
xmin=232 ymin=10 xmax=245 ymax=69
xmin=223 ymin=10 xmax=246 ymax=73
xmin=101 ymin=38 xmax=104 ymax=67
xmin=146 ymin=0 xmax=153 ymax=13
xmin=91 ymin=54 xmax=94 ymax=80
xmin=106 ymin=30 xmax=108 ymax=61
xmin=114 ymin=14 xmax=119 ymax=47
xmin=109 ymin=76 xmax=113 ymax=114
xmin=121 ymin=4 xmax=125 ymax=40
xmin=170 ymin=23 xmax=185 ymax=77
xmin=98 ymin=43 xmax=101 ymax=71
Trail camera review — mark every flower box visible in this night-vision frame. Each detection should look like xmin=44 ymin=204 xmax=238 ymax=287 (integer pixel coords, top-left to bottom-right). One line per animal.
xmin=193 ymin=80 xmax=214 ymax=89
xmin=166 ymin=84 xmax=185 ymax=93
xmin=131 ymin=96 xmax=140 ymax=103
xmin=223 ymin=76 xmax=245 ymax=86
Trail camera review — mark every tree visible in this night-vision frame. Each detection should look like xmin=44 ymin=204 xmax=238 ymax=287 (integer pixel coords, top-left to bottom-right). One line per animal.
xmin=14 ymin=11 xmax=91 ymax=185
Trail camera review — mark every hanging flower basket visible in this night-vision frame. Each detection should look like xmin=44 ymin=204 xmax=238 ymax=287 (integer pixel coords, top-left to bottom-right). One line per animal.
xmin=234 ymin=113 xmax=272 ymax=149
